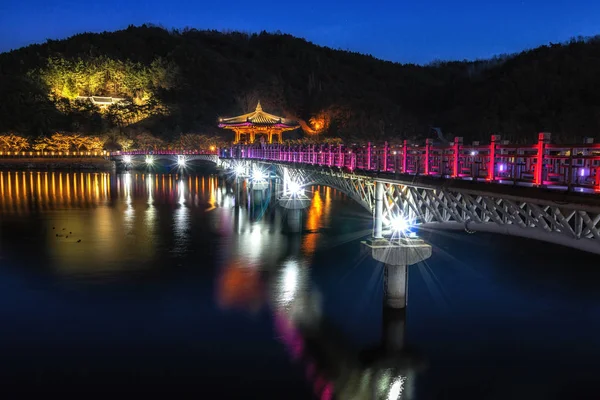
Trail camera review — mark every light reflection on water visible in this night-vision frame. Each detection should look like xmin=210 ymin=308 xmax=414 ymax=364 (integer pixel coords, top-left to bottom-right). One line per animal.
xmin=0 ymin=170 xmax=383 ymax=398
xmin=0 ymin=171 xmax=343 ymax=280
xmin=4 ymin=171 xmax=599 ymax=398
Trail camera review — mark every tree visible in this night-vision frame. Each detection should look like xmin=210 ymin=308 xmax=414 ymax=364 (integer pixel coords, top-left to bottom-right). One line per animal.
xmin=117 ymin=137 xmax=134 ymax=151
xmin=32 ymin=136 xmax=51 ymax=152
xmin=5 ymin=26 xmax=600 ymax=143
xmin=69 ymin=134 xmax=88 ymax=151
xmin=0 ymin=134 xmax=30 ymax=152
xmin=87 ymin=136 xmax=106 ymax=152
xmin=46 ymin=133 xmax=71 ymax=152
xmin=134 ymin=132 xmax=164 ymax=150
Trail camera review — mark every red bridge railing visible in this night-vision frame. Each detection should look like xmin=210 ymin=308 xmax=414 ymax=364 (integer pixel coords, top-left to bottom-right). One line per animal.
xmin=113 ymin=150 xmax=218 ymax=156
xmin=222 ymin=133 xmax=600 ymax=193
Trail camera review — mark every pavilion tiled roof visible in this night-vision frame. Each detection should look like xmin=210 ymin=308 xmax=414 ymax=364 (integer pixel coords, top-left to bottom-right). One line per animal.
xmin=218 ymin=102 xmax=297 ymax=127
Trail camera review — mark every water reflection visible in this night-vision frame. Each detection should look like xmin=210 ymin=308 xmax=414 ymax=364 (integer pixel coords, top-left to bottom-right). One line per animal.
xmin=0 ymin=171 xmax=112 ymax=213
xmin=173 ymin=179 xmax=190 ymax=256
xmin=216 ymin=228 xmax=421 ymax=399
xmin=0 ymin=170 xmax=412 ymax=397
xmin=0 ymin=171 xmax=348 ymax=278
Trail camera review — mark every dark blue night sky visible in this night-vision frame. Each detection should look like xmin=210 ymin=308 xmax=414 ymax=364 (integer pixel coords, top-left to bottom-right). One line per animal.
xmin=1 ymin=0 xmax=599 ymax=64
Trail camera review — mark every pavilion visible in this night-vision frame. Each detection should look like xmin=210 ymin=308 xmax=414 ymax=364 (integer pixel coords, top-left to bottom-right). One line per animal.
xmin=218 ymin=101 xmax=298 ymax=144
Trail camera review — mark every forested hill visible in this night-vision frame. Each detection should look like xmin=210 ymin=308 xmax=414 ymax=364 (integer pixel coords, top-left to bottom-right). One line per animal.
xmin=1 ymin=25 xmax=600 ymax=144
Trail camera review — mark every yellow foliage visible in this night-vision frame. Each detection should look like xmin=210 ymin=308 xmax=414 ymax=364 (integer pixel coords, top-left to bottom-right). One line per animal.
xmin=0 ymin=134 xmax=30 ymax=152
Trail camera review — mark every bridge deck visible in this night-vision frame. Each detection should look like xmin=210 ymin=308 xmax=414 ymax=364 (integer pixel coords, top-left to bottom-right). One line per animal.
xmin=226 ymin=158 xmax=600 ymax=212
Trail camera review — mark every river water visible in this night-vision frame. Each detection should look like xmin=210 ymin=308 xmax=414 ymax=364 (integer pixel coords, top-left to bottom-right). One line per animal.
xmin=0 ymin=170 xmax=600 ymax=399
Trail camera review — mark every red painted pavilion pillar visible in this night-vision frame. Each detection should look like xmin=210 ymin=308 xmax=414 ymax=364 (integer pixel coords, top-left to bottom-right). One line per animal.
xmin=535 ymin=132 xmax=551 ymax=186
xmin=488 ymin=135 xmax=500 ymax=181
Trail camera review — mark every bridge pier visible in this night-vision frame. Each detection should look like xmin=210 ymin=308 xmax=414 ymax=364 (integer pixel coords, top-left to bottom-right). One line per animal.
xmin=279 ymin=198 xmax=310 ymax=233
xmin=278 ymin=166 xmax=311 ymax=233
xmin=363 ymin=237 xmax=432 ymax=309
xmin=373 ymin=181 xmax=384 ymax=239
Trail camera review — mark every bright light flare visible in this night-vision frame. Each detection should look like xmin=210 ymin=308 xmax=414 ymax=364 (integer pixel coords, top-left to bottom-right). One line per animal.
xmin=470 ymin=151 xmax=478 ymax=156
xmin=251 ymin=168 xmax=267 ymax=182
xmin=287 ymin=181 xmax=303 ymax=196
xmin=388 ymin=213 xmax=414 ymax=236
xmin=177 ymin=156 xmax=186 ymax=167
xmin=123 ymin=155 xmax=132 ymax=164
xmin=235 ymin=165 xmax=245 ymax=176
xmin=145 ymin=156 xmax=154 ymax=165
xmin=391 ymin=217 xmax=409 ymax=233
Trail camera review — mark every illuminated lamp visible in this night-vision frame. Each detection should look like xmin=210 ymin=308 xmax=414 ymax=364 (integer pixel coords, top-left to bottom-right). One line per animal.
xmin=287 ymin=181 xmax=303 ymax=196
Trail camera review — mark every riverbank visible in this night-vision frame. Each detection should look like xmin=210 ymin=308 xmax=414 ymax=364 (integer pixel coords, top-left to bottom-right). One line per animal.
xmin=0 ymin=157 xmax=115 ymax=170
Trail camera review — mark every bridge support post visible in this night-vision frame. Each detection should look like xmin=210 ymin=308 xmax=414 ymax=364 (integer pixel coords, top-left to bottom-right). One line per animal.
xmin=362 ymin=237 xmax=432 ymax=309
xmin=385 ymin=264 xmax=408 ymax=309
xmin=373 ymin=181 xmax=384 ymax=239
xmin=279 ymin=166 xmax=311 ymax=233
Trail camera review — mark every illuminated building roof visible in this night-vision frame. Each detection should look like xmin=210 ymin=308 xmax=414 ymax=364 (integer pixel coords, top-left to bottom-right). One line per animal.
xmin=218 ymin=101 xmax=298 ymax=128
xmin=76 ymin=96 xmax=126 ymax=106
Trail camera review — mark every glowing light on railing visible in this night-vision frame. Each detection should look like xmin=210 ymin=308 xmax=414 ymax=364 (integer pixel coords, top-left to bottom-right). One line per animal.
xmin=123 ymin=155 xmax=132 ymax=164
xmin=499 ymin=163 xmax=506 ymax=172
xmin=470 ymin=151 xmax=478 ymax=156
xmin=580 ymin=168 xmax=587 ymax=177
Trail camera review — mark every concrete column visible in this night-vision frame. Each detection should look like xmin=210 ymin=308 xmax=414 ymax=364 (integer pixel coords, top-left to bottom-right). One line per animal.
xmin=282 ymin=166 xmax=290 ymax=195
xmin=385 ymin=264 xmax=407 ymax=309
xmin=362 ymin=237 xmax=432 ymax=310
xmin=279 ymin=179 xmax=310 ymax=233
xmin=373 ymin=181 xmax=384 ymax=239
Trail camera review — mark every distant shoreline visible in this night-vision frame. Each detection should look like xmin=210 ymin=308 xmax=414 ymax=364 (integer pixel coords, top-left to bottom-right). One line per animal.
xmin=0 ymin=157 xmax=115 ymax=171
